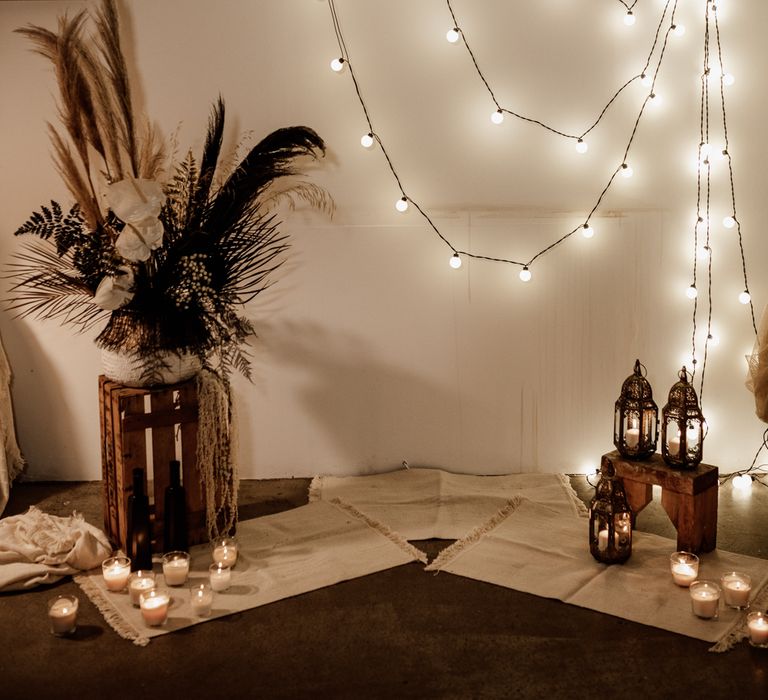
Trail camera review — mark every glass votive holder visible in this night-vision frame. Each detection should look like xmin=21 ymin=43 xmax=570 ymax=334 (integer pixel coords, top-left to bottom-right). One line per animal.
xmin=670 ymin=551 xmax=699 ymax=587
xmin=209 ymin=562 xmax=232 ymax=592
xmin=102 ymin=555 xmax=131 ymax=592
xmin=720 ymin=571 xmax=751 ymax=610
xmin=139 ymin=588 xmax=171 ymax=627
xmin=189 ymin=582 xmax=214 ymax=617
xmin=747 ymin=611 xmax=768 ymax=648
xmin=211 ymin=536 xmax=238 ymax=568
xmin=47 ymin=594 xmax=78 ymax=637
xmin=128 ymin=570 xmax=156 ymax=606
xmin=162 ymin=551 xmax=190 ymax=587
xmin=689 ymin=580 xmax=720 ymax=619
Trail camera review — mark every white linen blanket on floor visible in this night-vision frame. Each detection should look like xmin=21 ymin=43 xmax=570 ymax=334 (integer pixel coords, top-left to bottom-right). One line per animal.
xmin=0 ymin=506 xmax=112 ymax=591
xmin=309 ymin=467 xmax=586 ymax=540
xmin=76 ymin=499 xmax=425 ymax=645
xmin=426 ymin=497 xmax=768 ymax=652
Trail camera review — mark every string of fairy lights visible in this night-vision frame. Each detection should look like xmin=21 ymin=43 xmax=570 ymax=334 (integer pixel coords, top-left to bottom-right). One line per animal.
xmin=324 ymin=0 xmax=764 ymax=487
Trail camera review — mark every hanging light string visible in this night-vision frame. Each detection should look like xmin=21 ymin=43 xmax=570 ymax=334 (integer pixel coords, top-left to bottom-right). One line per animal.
xmin=616 ymin=0 xmax=640 ymax=10
xmin=327 ymin=0 xmax=681 ymax=271
xmin=713 ymin=4 xmax=756 ymax=334
xmin=445 ymin=0 xmax=672 ymax=145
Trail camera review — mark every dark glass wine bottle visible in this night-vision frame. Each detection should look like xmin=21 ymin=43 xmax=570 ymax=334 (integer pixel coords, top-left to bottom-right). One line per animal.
xmin=163 ymin=460 xmax=188 ymax=553
xmin=126 ymin=468 xmax=153 ymax=570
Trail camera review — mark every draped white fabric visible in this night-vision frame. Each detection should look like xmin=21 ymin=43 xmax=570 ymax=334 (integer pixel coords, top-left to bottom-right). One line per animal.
xmin=0 ymin=334 xmax=24 ymax=517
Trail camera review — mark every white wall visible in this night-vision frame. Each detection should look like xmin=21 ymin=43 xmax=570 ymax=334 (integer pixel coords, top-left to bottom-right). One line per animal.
xmin=0 ymin=0 xmax=765 ymax=480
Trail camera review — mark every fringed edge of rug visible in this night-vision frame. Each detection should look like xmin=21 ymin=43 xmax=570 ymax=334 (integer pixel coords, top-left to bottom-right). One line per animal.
xmin=708 ymin=575 xmax=768 ymax=653
xmin=425 ymin=496 xmax=526 ymax=573
xmin=74 ymin=573 xmax=150 ymax=647
xmin=308 ymin=475 xmax=323 ymax=502
xmin=557 ymin=474 xmax=589 ymax=518
xmin=329 ymin=498 xmax=428 ymax=564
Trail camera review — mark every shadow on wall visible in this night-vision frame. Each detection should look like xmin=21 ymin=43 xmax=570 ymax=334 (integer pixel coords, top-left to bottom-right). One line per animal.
xmin=1 ymin=319 xmax=91 ymax=481
xmin=247 ymin=320 xmax=463 ymax=475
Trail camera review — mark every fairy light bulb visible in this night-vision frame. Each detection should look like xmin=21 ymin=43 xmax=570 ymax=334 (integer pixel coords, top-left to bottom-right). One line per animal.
xmin=575 ymin=139 xmax=588 ymax=154
xmin=649 ymin=92 xmax=661 ymax=107
xmin=723 ymin=215 xmax=736 ymax=229
xmin=739 ymin=290 xmax=751 ymax=305
xmin=732 ymin=474 xmax=753 ymax=491
xmin=519 ymin=266 xmax=532 ymax=282
xmin=707 ymin=331 xmax=720 ymax=347
xmin=490 ymin=109 xmax=504 ymax=125
xmin=672 ymin=23 xmax=685 ymax=37
xmin=446 ymin=28 xmax=460 ymax=43
xmin=330 ymin=57 xmax=346 ymax=73
xmin=697 ymin=245 xmax=711 ymax=261
xmin=686 ymin=284 xmax=698 ymax=300
xmin=699 ymin=142 xmax=711 ymax=163
xmin=624 ymin=11 xmax=636 ymax=26
xmin=449 ymin=253 xmax=462 ymax=269
xmin=581 ymin=224 xmax=594 ymax=239
xmin=640 ymin=73 xmax=653 ymax=88
xmin=723 ymin=72 xmax=735 ymax=86
xmin=360 ymin=132 xmax=374 ymax=149
xmin=395 ymin=196 xmax=409 ymax=213
xmin=621 ymin=163 xmax=633 ymax=178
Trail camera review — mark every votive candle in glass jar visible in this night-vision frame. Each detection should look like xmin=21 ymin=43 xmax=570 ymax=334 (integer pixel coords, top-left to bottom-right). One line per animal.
xmin=689 ymin=580 xmax=720 ymax=619
xmin=128 ymin=570 xmax=156 ymax=606
xmin=189 ymin=582 xmax=214 ymax=616
xmin=209 ymin=562 xmax=232 ymax=592
xmin=139 ymin=588 xmax=170 ymax=627
xmin=212 ymin=536 xmax=238 ymax=568
xmin=670 ymin=551 xmax=699 ymax=587
xmin=720 ymin=571 xmax=751 ymax=609
xmin=47 ymin=594 xmax=78 ymax=636
xmin=162 ymin=551 xmax=190 ymax=586
xmin=102 ymin=556 xmax=131 ymax=592
xmin=747 ymin=611 xmax=768 ymax=648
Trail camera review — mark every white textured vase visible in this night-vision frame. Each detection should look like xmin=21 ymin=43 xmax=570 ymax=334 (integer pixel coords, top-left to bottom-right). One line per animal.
xmin=100 ymin=347 xmax=202 ymax=387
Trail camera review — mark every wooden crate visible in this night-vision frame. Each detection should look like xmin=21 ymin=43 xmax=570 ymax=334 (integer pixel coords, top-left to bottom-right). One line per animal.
xmin=99 ymin=375 xmax=207 ymax=553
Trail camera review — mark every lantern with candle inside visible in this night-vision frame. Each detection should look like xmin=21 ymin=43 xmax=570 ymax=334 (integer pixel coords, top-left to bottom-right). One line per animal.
xmin=613 ymin=359 xmax=659 ymax=459
xmin=661 ymin=367 xmax=705 ymax=469
xmin=589 ymin=458 xmax=633 ymax=564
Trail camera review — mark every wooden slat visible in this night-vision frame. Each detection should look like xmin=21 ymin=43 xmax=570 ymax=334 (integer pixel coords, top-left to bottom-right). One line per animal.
xmin=150 ymin=388 xmax=176 ymax=544
xmin=120 ymin=394 xmax=149 ymax=548
xmin=99 ymin=376 xmax=119 ymax=546
xmin=122 ymin=405 xmax=197 ymax=432
xmin=178 ymin=381 xmax=205 ymax=544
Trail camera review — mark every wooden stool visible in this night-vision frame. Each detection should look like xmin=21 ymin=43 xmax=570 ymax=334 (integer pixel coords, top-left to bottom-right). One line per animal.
xmin=601 ymin=450 xmax=718 ymax=553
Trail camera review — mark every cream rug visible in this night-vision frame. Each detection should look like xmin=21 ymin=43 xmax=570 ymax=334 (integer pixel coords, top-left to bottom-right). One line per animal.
xmin=309 ymin=467 xmax=587 ymax=540
xmin=76 ymin=500 xmax=425 ymax=645
xmin=426 ymin=497 xmax=768 ymax=652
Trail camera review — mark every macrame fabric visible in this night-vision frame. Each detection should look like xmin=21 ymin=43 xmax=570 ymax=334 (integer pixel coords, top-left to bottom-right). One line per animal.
xmin=0 ymin=334 xmax=24 ymax=517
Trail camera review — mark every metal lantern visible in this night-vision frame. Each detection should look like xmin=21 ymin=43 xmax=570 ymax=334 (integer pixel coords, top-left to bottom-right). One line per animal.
xmin=614 ymin=359 xmax=659 ymax=460
xmin=661 ymin=366 xmax=705 ymax=469
xmin=589 ymin=458 xmax=633 ymax=564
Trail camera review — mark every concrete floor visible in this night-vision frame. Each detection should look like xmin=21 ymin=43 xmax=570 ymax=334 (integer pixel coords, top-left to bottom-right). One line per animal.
xmin=1 ymin=475 xmax=767 ymax=699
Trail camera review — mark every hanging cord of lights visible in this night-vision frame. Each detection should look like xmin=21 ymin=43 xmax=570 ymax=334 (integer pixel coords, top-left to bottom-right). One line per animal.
xmin=327 ymin=0 xmax=680 ymax=273
xmin=444 ymin=0 xmax=671 ymax=146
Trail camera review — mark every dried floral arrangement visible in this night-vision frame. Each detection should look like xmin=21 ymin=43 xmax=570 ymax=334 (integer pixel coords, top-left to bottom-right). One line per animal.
xmin=7 ymin=0 xmax=332 ymax=383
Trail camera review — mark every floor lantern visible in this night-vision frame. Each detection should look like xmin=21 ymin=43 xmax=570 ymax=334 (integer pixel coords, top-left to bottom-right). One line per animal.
xmin=589 ymin=458 xmax=633 ymax=564
xmin=661 ymin=367 xmax=705 ymax=469
xmin=614 ymin=359 xmax=658 ymax=460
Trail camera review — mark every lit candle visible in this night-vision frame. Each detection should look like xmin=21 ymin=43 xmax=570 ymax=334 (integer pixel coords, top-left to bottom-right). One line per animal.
xmin=139 ymin=589 xmax=170 ymax=626
xmin=128 ymin=570 xmax=156 ymax=606
xmin=669 ymin=551 xmax=699 ymax=587
xmin=189 ymin=583 xmax=214 ymax=616
xmin=47 ymin=595 xmax=78 ymax=636
xmin=162 ymin=551 xmax=190 ymax=587
xmin=720 ymin=572 xmax=751 ymax=609
xmin=624 ymin=428 xmax=640 ymax=449
xmin=689 ymin=580 xmax=720 ymax=619
xmin=668 ymin=435 xmax=680 ymax=457
xmin=597 ymin=529 xmax=620 ymax=552
xmin=209 ymin=562 xmax=231 ymax=592
xmin=102 ymin=556 xmax=131 ymax=592
xmin=747 ymin=612 xmax=768 ymax=647
xmin=212 ymin=536 xmax=238 ymax=567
